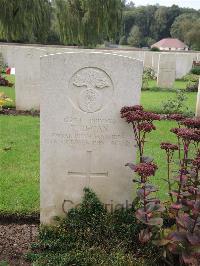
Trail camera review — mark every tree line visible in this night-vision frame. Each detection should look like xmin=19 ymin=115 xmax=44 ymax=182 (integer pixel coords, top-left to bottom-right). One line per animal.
xmin=122 ymin=2 xmax=200 ymax=50
xmin=0 ymin=0 xmax=199 ymax=50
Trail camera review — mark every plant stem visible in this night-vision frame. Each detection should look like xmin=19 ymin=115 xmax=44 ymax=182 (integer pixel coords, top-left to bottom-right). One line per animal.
xmin=143 ymin=182 xmax=148 ymax=223
xmin=167 ymin=152 xmax=173 ymax=202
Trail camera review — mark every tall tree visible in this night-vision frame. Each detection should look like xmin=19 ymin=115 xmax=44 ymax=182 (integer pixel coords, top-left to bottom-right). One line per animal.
xmin=55 ymin=0 xmax=123 ymax=46
xmin=171 ymin=13 xmax=200 ymax=50
xmin=0 ymin=0 xmax=52 ymax=43
xmin=127 ymin=25 xmax=142 ymax=47
xmin=151 ymin=7 xmax=168 ymax=40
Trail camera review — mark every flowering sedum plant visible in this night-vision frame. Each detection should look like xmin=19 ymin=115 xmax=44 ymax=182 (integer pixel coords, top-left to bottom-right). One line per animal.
xmin=121 ymin=106 xmax=164 ymax=243
xmin=121 ymin=105 xmax=160 ymax=162
xmin=121 ymin=105 xmax=200 ymax=266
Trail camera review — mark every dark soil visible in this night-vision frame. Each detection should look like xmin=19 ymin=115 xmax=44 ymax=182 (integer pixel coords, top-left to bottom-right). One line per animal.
xmin=0 ymin=108 xmax=39 ymax=116
xmin=0 ymin=223 xmax=38 ymax=266
xmin=0 ymin=213 xmax=39 ymax=225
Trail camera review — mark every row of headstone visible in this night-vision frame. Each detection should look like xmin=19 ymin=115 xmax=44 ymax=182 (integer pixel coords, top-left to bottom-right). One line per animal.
xmin=0 ymin=45 xmax=74 ymax=110
xmin=0 ymin=43 xmax=200 ymax=110
xmin=108 ymin=50 xmax=199 ymax=88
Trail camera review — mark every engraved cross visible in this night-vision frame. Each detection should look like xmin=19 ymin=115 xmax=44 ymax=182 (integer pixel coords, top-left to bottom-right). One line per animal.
xmin=68 ymin=151 xmax=108 ymax=186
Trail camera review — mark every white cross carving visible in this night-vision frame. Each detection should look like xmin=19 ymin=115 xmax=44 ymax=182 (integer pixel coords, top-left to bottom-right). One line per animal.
xmin=68 ymin=151 xmax=108 ymax=186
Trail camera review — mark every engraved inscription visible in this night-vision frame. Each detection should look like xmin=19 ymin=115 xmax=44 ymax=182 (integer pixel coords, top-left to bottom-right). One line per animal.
xmin=44 ymin=115 xmax=132 ymax=147
xmin=68 ymin=151 xmax=108 ymax=186
xmin=79 ymin=88 xmax=102 ymax=113
xmin=69 ymin=67 xmax=113 ymax=113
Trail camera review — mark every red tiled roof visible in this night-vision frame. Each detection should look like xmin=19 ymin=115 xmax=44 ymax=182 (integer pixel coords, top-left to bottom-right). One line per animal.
xmin=151 ymin=38 xmax=188 ymax=49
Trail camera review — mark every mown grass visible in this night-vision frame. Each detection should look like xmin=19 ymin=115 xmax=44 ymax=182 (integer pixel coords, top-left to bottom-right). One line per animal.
xmin=0 ymin=115 xmax=179 ymax=213
xmin=141 ymin=79 xmax=196 ymax=115
xmin=141 ymin=90 xmax=196 ymax=114
xmin=0 ymin=115 xmax=39 ymax=214
xmin=148 ymin=79 xmax=187 ymax=90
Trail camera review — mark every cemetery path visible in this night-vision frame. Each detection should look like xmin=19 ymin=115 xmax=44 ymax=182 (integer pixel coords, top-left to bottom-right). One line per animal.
xmin=0 ymin=223 xmax=38 ymax=265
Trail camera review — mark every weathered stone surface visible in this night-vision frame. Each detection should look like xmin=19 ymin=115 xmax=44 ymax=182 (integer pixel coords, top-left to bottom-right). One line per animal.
xmin=40 ymin=51 xmax=143 ymax=224
xmin=144 ymin=52 xmax=153 ymax=68
xmin=0 ymin=52 xmax=4 ymax=71
xmin=15 ymin=47 xmax=46 ymax=110
xmin=152 ymin=53 xmax=159 ymax=75
xmin=175 ymin=54 xmax=194 ymax=79
xmin=157 ymin=53 xmax=176 ymax=88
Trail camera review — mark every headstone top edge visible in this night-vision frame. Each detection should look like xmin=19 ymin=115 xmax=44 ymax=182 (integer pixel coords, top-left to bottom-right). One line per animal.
xmin=40 ymin=51 xmax=144 ymax=64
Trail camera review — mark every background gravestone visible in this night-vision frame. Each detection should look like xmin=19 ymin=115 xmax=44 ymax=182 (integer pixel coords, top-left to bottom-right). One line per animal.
xmin=175 ymin=53 xmax=194 ymax=79
xmin=152 ymin=53 xmax=160 ymax=76
xmin=157 ymin=53 xmax=176 ymax=88
xmin=0 ymin=52 xmax=4 ymax=72
xmin=15 ymin=47 xmax=47 ymax=110
xmin=40 ymin=51 xmax=143 ymax=224
xmin=144 ymin=52 xmax=153 ymax=68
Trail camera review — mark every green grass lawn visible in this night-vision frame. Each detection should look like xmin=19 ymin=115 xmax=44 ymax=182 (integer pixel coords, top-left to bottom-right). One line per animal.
xmin=0 ymin=75 xmax=15 ymax=108
xmin=0 ymin=115 xmax=179 ymax=214
xmin=141 ymin=90 xmax=196 ymax=114
xmin=148 ymin=79 xmax=187 ymax=90
xmin=0 ymin=115 xmax=39 ymax=214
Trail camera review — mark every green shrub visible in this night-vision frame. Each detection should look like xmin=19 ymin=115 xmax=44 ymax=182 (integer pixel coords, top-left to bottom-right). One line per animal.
xmin=183 ymin=73 xmax=199 ymax=82
xmin=186 ymin=80 xmax=199 ymax=92
xmin=119 ymin=35 xmax=127 ymax=45
xmin=27 ymin=188 xmax=162 ymax=266
xmin=150 ymin=47 xmax=160 ymax=52
xmin=142 ymin=67 xmax=156 ymax=90
xmin=162 ymin=89 xmax=193 ymax=116
xmin=190 ymin=66 xmax=200 ymax=75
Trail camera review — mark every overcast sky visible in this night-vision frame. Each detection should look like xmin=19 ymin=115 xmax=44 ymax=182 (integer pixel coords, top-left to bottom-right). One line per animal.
xmin=129 ymin=0 xmax=200 ymax=10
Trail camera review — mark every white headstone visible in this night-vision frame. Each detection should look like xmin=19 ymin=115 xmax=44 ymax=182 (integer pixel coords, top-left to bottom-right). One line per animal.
xmin=157 ymin=53 xmax=176 ymax=88
xmin=152 ymin=53 xmax=160 ymax=75
xmin=195 ymin=79 xmax=200 ymax=117
xmin=144 ymin=52 xmax=153 ymax=68
xmin=0 ymin=51 xmax=3 ymax=70
xmin=40 ymin=51 xmax=143 ymax=224
xmin=175 ymin=54 xmax=193 ymax=79
xmin=15 ymin=47 xmax=46 ymax=110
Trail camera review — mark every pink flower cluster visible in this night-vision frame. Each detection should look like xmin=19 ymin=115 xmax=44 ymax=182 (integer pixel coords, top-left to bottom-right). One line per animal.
xmin=182 ymin=118 xmax=200 ymax=129
xmin=138 ymin=122 xmax=156 ymax=133
xmin=121 ymin=105 xmax=160 ymax=123
xmin=160 ymin=142 xmax=179 ymax=151
xmin=120 ymin=105 xmax=143 ymax=114
xmin=171 ymin=128 xmax=200 ymax=142
xmin=134 ymin=162 xmax=158 ymax=177
xmin=167 ymin=114 xmax=185 ymax=121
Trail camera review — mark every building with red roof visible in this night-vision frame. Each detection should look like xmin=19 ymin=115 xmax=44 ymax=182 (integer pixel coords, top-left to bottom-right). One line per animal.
xmin=151 ymin=38 xmax=188 ymax=51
